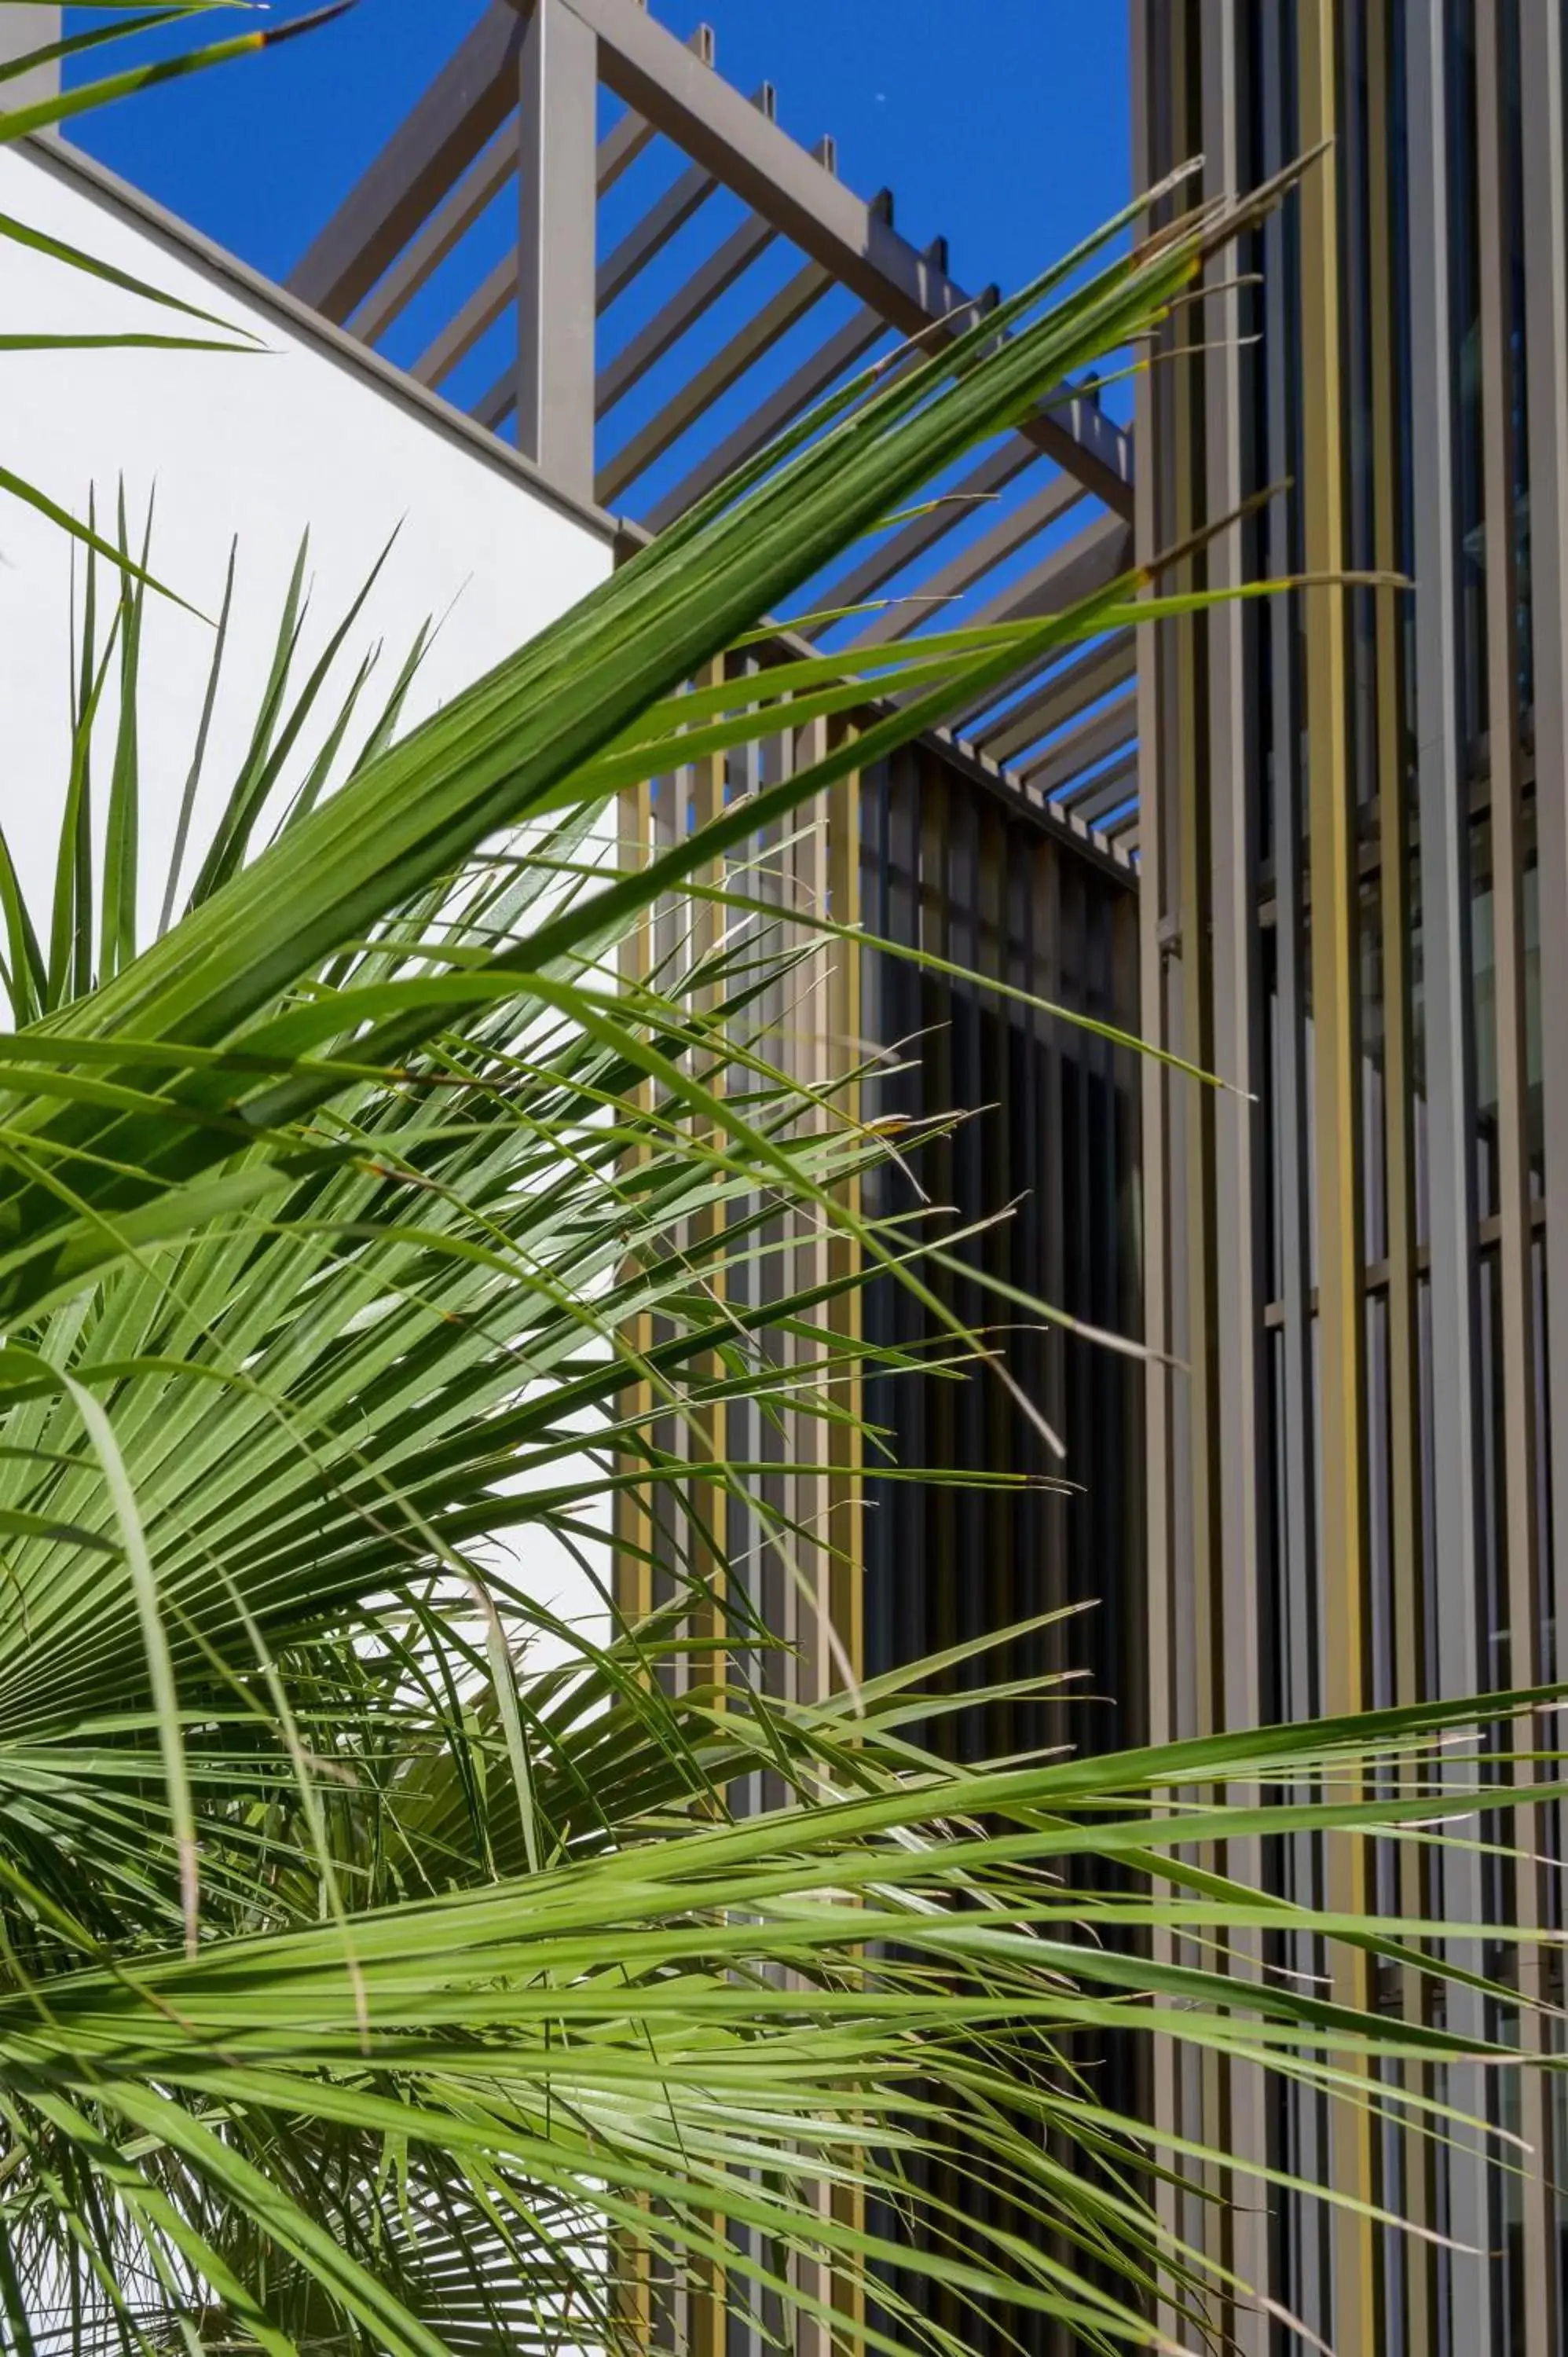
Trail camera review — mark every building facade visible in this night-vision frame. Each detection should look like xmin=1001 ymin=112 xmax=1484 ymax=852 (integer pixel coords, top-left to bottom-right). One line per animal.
xmin=29 ymin=0 xmax=1568 ymax=2346
xmin=280 ymin=15 xmax=1149 ymax=1743
xmin=0 ymin=126 xmax=616 ymax=955
xmin=1134 ymin=1 xmax=1568 ymax=2349
xmin=5 ymin=17 xmax=1149 ymax=2351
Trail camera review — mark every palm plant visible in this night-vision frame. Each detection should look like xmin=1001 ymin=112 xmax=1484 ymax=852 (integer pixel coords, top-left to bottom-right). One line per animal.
xmin=0 ymin=16 xmax=1562 ymax=2355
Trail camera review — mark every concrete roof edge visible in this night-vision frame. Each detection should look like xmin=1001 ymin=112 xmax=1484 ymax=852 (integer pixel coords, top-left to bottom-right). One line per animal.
xmin=18 ymin=131 xmax=621 ymax=548
xmin=23 ymin=134 xmax=1133 ymax=889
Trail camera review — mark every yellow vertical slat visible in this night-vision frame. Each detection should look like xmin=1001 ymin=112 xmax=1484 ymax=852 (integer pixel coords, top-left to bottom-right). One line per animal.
xmin=614 ymin=773 xmax=657 ymax=2349
xmin=687 ymin=673 xmax=728 ymax=2357
xmin=1296 ymin=5 xmax=1376 ymax=2346
xmin=825 ymin=739 xmax=865 ymax=1709
xmin=826 ymin=738 xmax=865 ymax=2357
xmin=1130 ymin=2 xmax=1181 ymax=2324
xmin=1364 ymin=1 xmax=1432 ymax=2341
xmin=789 ymin=712 xmax=834 ymax=2357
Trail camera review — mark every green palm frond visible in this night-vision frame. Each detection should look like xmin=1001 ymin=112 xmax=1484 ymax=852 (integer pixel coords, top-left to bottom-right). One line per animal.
xmin=0 ymin=144 xmax=1555 ymax=2357
xmin=0 ymin=1 xmax=350 ymax=594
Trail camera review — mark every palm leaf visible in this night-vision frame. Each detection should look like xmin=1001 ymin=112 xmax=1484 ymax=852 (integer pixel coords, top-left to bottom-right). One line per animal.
xmin=0 ymin=2 xmax=347 ymax=596
xmin=0 ymin=152 xmax=1554 ymax=2357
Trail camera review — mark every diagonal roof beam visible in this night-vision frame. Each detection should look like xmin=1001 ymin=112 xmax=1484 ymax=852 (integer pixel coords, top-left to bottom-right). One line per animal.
xmin=528 ymin=0 xmax=1134 ymax=515
xmin=290 ymin=1 xmax=522 ymax=323
xmin=1056 ymin=749 xmax=1138 ymax=825
xmin=597 ymin=208 xmax=778 ymax=416
xmin=845 ymin=467 xmax=1086 ymax=651
xmin=409 ymin=248 xmax=511 ymax=390
xmin=347 ymin=122 xmax=516 ymax=348
xmin=811 ymin=438 xmax=1039 ymax=617
xmin=596 ymin=150 xmax=722 ymax=310
xmin=643 ymin=295 xmax=892 ymax=530
xmin=598 ymin=259 xmax=835 ymax=505
xmin=965 ymin=512 xmax=1134 ymax=632
xmin=934 ymin=514 xmax=1132 ymax=730
xmin=597 ymin=84 xmax=775 ymax=312
xmin=973 ymin=627 xmax=1135 ymax=764
xmin=1020 ymin=691 xmax=1138 ymax=800
xmin=599 ymin=22 xmax=715 ymax=191
xmin=347 ymin=22 xmax=718 ymax=352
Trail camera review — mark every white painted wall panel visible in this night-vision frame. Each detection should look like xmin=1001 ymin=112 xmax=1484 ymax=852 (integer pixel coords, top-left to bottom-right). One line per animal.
xmin=0 ymin=137 xmax=614 ymax=915
xmin=0 ymin=137 xmax=617 ymax=1644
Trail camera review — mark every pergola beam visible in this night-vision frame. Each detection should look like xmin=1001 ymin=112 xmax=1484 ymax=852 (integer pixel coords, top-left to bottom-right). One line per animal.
xmin=964 ymin=512 xmax=1133 ymax=633
xmin=1020 ymin=691 xmax=1138 ymax=800
xmin=643 ymin=295 xmax=891 ymax=528
xmin=813 ymin=438 xmax=1039 ymax=616
xmin=290 ymin=1 xmax=522 ymax=322
xmin=1053 ymin=746 xmax=1138 ymax=823
xmin=349 ymin=123 xmax=517 ymax=350
xmin=1070 ymin=759 xmax=1131 ymax=825
xmin=521 ymin=0 xmax=1134 ymax=513
xmin=973 ymin=628 xmax=1135 ymax=764
xmin=846 ymin=466 xmax=1085 ymax=651
xmin=598 ymin=259 xmax=834 ymax=504
xmin=599 ymin=21 xmax=714 ymax=191
xmin=900 ymin=515 xmax=1130 ymax=740
xmin=597 ymin=208 xmax=778 ymax=417
xmin=350 ymin=23 xmax=717 ymax=353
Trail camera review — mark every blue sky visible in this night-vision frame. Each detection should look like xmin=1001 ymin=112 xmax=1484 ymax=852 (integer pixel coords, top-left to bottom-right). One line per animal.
xmin=65 ymin=2 xmax=1130 ymax=311
xmin=62 ymin=2 xmax=1134 ymax=661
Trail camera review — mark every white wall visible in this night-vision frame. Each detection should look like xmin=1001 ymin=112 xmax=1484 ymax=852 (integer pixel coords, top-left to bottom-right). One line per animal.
xmin=0 ymin=136 xmax=617 ymax=1645
xmin=0 ymin=136 xmax=615 ymax=919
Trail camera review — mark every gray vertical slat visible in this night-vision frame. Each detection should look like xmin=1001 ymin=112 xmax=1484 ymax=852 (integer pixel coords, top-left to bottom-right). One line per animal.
xmin=1519 ymin=19 xmax=1568 ymax=2304
xmin=1130 ymin=0 xmax=1167 ymax=1732
xmin=1404 ymin=10 xmax=1497 ymax=2351
xmin=1257 ymin=3 xmax=1328 ymax=2331
xmin=1130 ymin=5 xmax=1182 ymax=2332
xmin=1522 ymin=0 xmax=1568 ymax=1700
xmin=1474 ymin=5 xmax=1553 ymax=2345
xmin=1167 ymin=0 xmax=1230 ymax=2289
xmin=1364 ymin=1 xmax=1436 ymax=2339
xmin=1200 ymin=5 xmax=1269 ymax=2347
xmin=517 ymin=0 xmax=598 ymax=500
xmin=0 ymin=5 xmax=58 ymax=110
xmin=1259 ymin=2 xmax=1317 ymax=1766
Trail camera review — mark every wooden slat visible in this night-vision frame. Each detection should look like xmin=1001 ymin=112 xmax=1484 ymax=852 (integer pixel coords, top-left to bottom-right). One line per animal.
xmin=1475 ymin=7 xmax=1553 ymax=2348
xmin=1298 ymin=6 xmax=1376 ymax=2341
xmin=1365 ymin=0 xmax=1433 ymax=2340
xmin=1201 ymin=11 xmax=1269 ymax=2328
xmin=1131 ymin=2 xmax=1182 ymax=2328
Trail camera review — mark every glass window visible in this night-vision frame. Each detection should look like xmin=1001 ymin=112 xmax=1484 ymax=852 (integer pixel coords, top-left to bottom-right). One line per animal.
xmin=1410 ymin=852 xmax=1432 ymax=1250
xmin=1479 ymin=1246 xmax=1509 ymax=1688
xmin=1526 ymin=846 xmax=1544 ymax=1197
xmin=1471 ymin=815 xmax=1500 ymax=1222
xmin=1367 ymin=1289 xmax=1394 ymax=1710
xmin=1361 ymin=880 xmax=1389 ymax=1263
xmin=1265 ymin=922 xmax=1284 ymax=1304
